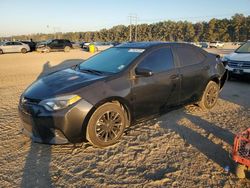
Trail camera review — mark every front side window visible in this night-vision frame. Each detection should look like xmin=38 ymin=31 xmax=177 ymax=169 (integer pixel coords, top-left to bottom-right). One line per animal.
xmin=175 ymin=46 xmax=205 ymax=66
xmin=51 ymin=40 xmax=59 ymax=45
xmin=13 ymin=42 xmax=22 ymax=45
xmin=235 ymin=42 xmax=250 ymax=53
xmin=137 ymin=47 xmax=174 ymax=73
xmin=79 ymin=47 xmax=143 ymax=73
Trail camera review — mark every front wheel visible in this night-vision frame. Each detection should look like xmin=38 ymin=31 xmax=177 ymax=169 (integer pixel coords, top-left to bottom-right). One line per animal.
xmin=44 ymin=47 xmax=50 ymax=53
xmin=86 ymin=102 xmax=127 ymax=147
xmin=198 ymin=81 xmax=219 ymax=110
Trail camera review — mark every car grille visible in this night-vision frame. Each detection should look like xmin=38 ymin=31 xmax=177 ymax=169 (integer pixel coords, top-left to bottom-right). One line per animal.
xmin=227 ymin=60 xmax=250 ymax=69
xmin=20 ymin=97 xmax=41 ymax=115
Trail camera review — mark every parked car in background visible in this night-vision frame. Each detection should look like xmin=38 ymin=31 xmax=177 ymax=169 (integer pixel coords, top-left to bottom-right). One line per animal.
xmin=71 ymin=42 xmax=81 ymax=49
xmin=110 ymin=42 xmax=121 ymax=46
xmin=190 ymin=42 xmax=202 ymax=48
xmin=92 ymin=42 xmax=113 ymax=51
xmin=81 ymin=42 xmax=90 ymax=50
xmin=19 ymin=42 xmax=226 ymax=147
xmin=21 ymin=40 xmax=37 ymax=51
xmin=200 ymin=42 xmax=209 ymax=48
xmin=223 ymin=41 xmax=250 ymax=79
xmin=36 ymin=39 xmax=72 ymax=52
xmin=209 ymin=41 xmax=224 ymax=48
xmin=0 ymin=41 xmax=30 ymax=54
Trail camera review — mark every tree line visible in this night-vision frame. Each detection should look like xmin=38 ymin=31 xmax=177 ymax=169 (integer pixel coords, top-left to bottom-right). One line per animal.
xmin=2 ymin=13 xmax=250 ymax=42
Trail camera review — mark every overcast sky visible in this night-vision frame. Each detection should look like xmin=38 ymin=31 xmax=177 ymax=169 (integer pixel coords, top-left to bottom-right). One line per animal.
xmin=1 ymin=0 xmax=250 ymax=37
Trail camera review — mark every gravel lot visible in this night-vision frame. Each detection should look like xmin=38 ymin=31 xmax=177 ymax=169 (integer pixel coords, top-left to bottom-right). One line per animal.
xmin=0 ymin=48 xmax=249 ymax=187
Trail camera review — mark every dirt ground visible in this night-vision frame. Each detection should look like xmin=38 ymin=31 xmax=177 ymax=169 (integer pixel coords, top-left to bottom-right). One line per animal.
xmin=0 ymin=48 xmax=249 ymax=187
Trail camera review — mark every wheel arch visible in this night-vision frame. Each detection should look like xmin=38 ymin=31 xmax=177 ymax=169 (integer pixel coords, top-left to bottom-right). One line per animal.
xmin=209 ymin=75 xmax=220 ymax=87
xmin=209 ymin=72 xmax=227 ymax=90
xmin=81 ymin=96 xmax=133 ymax=141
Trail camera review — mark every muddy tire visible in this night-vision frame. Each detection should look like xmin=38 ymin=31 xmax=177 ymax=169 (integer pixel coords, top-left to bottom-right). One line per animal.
xmin=86 ymin=102 xmax=127 ymax=148
xmin=198 ymin=81 xmax=219 ymax=110
xmin=64 ymin=46 xmax=70 ymax=52
xmin=235 ymin=163 xmax=246 ymax=179
xmin=44 ymin=47 xmax=50 ymax=53
xmin=21 ymin=48 xmax=27 ymax=54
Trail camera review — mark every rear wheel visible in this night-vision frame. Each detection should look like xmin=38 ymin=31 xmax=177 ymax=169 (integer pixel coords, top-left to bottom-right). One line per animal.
xmin=86 ymin=102 xmax=128 ymax=147
xmin=0 ymin=49 xmax=3 ymax=54
xmin=21 ymin=48 xmax=27 ymax=54
xmin=198 ymin=81 xmax=219 ymax=110
xmin=64 ymin=46 xmax=70 ymax=52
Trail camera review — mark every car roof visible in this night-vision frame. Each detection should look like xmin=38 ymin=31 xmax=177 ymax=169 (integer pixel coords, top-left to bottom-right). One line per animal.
xmin=117 ymin=41 xmax=196 ymax=49
xmin=117 ymin=41 xmax=172 ymax=49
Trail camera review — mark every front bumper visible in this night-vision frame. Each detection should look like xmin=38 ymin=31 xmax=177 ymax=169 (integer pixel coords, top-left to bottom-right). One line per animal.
xmin=18 ymin=99 xmax=93 ymax=144
xmin=226 ymin=65 xmax=250 ymax=76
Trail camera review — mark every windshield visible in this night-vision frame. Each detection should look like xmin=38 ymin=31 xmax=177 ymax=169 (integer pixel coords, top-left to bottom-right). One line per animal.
xmin=235 ymin=42 xmax=250 ymax=53
xmin=79 ymin=47 xmax=144 ymax=73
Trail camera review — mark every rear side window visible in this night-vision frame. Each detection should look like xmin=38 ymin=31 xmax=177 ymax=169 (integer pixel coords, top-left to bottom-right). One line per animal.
xmin=175 ymin=46 xmax=206 ymax=66
xmin=138 ymin=47 xmax=174 ymax=73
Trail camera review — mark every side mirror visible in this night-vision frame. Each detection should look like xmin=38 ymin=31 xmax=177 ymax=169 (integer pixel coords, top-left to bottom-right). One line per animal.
xmin=135 ymin=67 xmax=153 ymax=77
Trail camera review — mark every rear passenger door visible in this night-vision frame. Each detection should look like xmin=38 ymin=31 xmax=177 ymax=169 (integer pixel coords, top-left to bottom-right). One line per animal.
xmin=172 ymin=44 xmax=208 ymax=104
xmin=132 ymin=46 xmax=180 ymax=118
xmin=12 ymin=42 xmax=22 ymax=52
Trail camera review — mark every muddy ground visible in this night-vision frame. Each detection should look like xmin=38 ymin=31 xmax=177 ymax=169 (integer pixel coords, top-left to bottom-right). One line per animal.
xmin=0 ymin=49 xmax=249 ymax=187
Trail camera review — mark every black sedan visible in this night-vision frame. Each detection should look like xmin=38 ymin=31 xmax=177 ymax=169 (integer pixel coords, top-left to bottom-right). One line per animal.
xmin=19 ymin=42 xmax=226 ymax=147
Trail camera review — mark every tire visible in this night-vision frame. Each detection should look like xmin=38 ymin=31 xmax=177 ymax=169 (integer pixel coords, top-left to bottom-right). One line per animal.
xmin=86 ymin=102 xmax=128 ymax=147
xmin=21 ymin=48 xmax=27 ymax=54
xmin=44 ymin=47 xmax=50 ymax=53
xmin=0 ymin=49 xmax=3 ymax=54
xmin=235 ymin=163 xmax=246 ymax=179
xmin=198 ymin=81 xmax=219 ymax=110
xmin=64 ymin=46 xmax=70 ymax=52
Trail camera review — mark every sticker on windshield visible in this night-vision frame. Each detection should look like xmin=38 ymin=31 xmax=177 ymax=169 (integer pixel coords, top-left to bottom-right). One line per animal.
xmin=118 ymin=65 xmax=125 ymax=70
xmin=128 ymin=49 xmax=145 ymax=53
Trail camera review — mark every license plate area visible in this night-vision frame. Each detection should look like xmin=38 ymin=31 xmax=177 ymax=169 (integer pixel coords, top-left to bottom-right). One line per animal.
xmin=233 ymin=69 xmax=243 ymax=74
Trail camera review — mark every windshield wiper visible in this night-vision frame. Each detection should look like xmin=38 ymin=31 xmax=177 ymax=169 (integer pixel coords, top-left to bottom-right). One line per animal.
xmin=79 ymin=68 xmax=106 ymax=75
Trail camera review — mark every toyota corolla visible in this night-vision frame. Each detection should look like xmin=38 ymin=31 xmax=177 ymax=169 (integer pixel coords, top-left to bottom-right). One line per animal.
xmin=19 ymin=42 xmax=226 ymax=147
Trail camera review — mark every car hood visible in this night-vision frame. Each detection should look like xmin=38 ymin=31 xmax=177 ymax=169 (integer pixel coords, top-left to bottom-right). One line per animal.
xmin=226 ymin=52 xmax=250 ymax=61
xmin=24 ymin=68 xmax=105 ymax=100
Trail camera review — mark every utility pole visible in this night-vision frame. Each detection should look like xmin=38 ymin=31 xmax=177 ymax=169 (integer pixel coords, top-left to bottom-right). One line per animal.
xmin=128 ymin=14 xmax=138 ymax=42
xmin=135 ymin=16 xmax=138 ymax=41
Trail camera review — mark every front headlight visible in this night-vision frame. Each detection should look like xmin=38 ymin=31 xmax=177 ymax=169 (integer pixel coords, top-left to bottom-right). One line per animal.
xmin=39 ymin=95 xmax=81 ymax=111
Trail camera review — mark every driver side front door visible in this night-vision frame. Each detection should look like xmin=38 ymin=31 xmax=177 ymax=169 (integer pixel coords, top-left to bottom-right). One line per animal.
xmin=131 ymin=46 xmax=180 ymax=119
